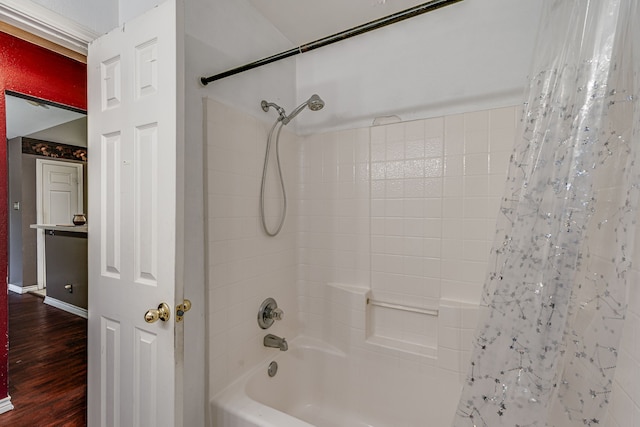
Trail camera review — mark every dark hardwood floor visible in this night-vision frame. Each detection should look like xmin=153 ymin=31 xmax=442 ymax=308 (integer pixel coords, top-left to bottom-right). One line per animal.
xmin=1 ymin=292 xmax=87 ymax=426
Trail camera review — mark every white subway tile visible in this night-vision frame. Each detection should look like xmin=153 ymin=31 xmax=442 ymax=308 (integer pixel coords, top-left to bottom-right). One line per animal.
xmin=371 ymin=125 xmax=386 ymax=144
xmin=443 ymin=176 xmax=463 ymax=198
xmin=385 ymin=179 xmax=404 ymax=198
xmin=464 ymin=175 xmax=489 ymax=197
xmin=384 ymin=199 xmax=404 ymax=217
xmin=425 ymin=136 xmax=444 ymax=158
xmin=444 ymin=155 xmax=464 ymax=177
xmin=425 ymin=157 xmax=443 ymax=178
xmin=442 ymin=198 xmax=463 ymax=219
xmin=464 ymin=110 xmax=489 ymax=131
xmin=464 ymin=153 xmax=489 ymax=176
xmin=424 ymin=177 xmax=443 ymax=198
xmin=464 ymin=130 xmax=489 ymax=154
xmin=489 ymin=106 xmax=515 ymax=129
xmin=386 ymin=141 xmax=405 ymax=160
xmin=444 ymin=114 xmax=465 ymax=155
xmin=403 ymin=178 xmax=425 ymax=198
xmin=371 ymin=143 xmax=386 ymax=162
xmin=490 ymin=127 xmax=516 ymax=152
xmin=405 ymin=140 xmax=426 ymax=159
xmin=404 ymin=158 xmax=425 ymax=178
xmin=405 ymin=119 xmax=426 ymax=140
xmin=404 ymin=236 xmax=427 ymax=257
xmin=425 ymin=117 xmax=444 ymax=137
xmin=385 ymin=160 xmax=405 ymax=179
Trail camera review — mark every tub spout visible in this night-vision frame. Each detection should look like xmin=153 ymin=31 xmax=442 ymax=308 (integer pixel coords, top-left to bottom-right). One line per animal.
xmin=264 ymin=334 xmax=288 ymax=351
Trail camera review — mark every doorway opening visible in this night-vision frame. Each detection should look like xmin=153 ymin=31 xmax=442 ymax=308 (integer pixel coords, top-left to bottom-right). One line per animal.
xmin=6 ymin=91 xmax=87 ymax=300
xmin=4 ymin=91 xmax=88 ymax=423
xmin=0 ymin=25 xmax=88 ymax=415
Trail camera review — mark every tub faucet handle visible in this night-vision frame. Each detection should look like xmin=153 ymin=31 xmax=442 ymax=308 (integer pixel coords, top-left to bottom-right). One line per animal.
xmin=258 ymin=298 xmax=284 ymax=329
xmin=270 ymin=307 xmax=284 ymax=321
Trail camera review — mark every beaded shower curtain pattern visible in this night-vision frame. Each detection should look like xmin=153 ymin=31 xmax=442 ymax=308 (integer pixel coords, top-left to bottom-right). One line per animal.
xmin=453 ymin=0 xmax=640 ymax=426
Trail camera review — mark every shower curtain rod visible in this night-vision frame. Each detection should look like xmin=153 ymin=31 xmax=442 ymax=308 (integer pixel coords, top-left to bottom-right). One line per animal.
xmin=200 ymin=0 xmax=463 ymax=85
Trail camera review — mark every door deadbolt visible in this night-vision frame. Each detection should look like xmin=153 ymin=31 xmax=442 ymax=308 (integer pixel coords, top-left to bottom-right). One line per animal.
xmin=176 ymin=299 xmax=191 ymax=322
xmin=144 ymin=302 xmax=171 ymax=323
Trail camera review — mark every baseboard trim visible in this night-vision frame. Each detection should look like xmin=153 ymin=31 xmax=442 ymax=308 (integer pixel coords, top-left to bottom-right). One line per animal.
xmin=43 ymin=297 xmax=88 ymax=319
xmin=8 ymin=284 xmax=39 ymax=294
xmin=0 ymin=395 xmax=14 ymax=414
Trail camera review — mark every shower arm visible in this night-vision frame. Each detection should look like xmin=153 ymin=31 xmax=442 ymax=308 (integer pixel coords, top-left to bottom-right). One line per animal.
xmin=261 ymin=100 xmax=286 ymax=120
xmin=281 ymin=101 xmax=307 ymax=125
xmin=200 ymin=0 xmax=463 ymax=85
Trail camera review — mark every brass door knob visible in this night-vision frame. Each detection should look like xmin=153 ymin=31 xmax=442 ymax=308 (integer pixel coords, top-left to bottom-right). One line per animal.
xmin=144 ymin=302 xmax=171 ymax=323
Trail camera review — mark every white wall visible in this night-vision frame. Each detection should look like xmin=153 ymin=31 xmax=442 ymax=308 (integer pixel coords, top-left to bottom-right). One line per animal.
xmin=26 ymin=117 xmax=87 ymax=147
xmin=185 ymin=0 xmax=296 ymax=124
xmin=294 ymin=0 xmax=542 ymax=135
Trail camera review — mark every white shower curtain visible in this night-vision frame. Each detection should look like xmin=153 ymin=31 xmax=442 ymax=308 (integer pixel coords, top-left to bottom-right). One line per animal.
xmin=453 ymin=0 xmax=640 ymax=425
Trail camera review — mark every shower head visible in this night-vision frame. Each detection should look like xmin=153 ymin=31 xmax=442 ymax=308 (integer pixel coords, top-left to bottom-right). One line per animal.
xmin=261 ymin=94 xmax=325 ymax=125
xmin=282 ymin=94 xmax=325 ymax=125
xmin=307 ymin=94 xmax=325 ymax=111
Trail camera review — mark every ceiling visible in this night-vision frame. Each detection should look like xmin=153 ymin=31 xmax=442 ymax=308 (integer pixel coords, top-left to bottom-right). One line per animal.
xmin=247 ymin=0 xmax=440 ymax=45
xmin=5 ymin=94 xmax=86 ymax=143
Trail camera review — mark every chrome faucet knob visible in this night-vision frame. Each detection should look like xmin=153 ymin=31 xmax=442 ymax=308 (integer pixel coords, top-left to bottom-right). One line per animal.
xmin=270 ymin=308 xmax=284 ymax=321
xmin=258 ymin=298 xmax=284 ymax=329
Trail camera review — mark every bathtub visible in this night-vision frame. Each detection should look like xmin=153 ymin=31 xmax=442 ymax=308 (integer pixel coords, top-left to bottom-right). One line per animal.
xmin=210 ymin=336 xmax=460 ymax=427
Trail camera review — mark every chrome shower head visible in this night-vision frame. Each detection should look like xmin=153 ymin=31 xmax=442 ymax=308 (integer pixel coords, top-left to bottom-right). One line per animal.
xmin=307 ymin=94 xmax=325 ymax=111
xmin=261 ymin=94 xmax=325 ymax=125
xmin=282 ymin=94 xmax=325 ymax=125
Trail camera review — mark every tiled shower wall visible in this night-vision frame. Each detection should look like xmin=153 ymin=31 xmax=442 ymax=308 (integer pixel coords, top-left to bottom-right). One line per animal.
xmin=298 ymin=107 xmax=517 ymax=354
xmin=204 ymin=101 xmax=518 ymax=398
xmin=296 ymin=128 xmax=371 ymax=339
xmin=205 ymin=98 xmax=299 ymax=397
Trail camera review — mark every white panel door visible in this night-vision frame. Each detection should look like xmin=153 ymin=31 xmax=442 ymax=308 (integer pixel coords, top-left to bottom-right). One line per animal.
xmin=36 ymin=159 xmax=83 ymax=288
xmin=41 ymin=161 xmax=82 ymax=224
xmin=87 ymin=2 xmax=184 ymax=426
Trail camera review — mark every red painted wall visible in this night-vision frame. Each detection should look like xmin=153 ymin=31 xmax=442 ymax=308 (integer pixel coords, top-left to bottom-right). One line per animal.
xmin=0 ymin=31 xmax=86 ymax=401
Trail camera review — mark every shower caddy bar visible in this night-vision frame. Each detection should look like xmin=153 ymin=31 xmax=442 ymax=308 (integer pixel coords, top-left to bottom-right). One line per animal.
xmin=367 ymin=298 xmax=439 ymax=317
xmin=200 ymin=0 xmax=463 ymax=85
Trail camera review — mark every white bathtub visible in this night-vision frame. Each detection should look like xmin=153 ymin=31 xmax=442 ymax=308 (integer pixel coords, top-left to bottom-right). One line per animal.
xmin=210 ymin=336 xmax=460 ymax=427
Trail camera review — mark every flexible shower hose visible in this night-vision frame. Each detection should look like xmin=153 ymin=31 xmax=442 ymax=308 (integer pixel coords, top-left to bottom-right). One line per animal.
xmin=260 ymin=120 xmax=286 ymax=236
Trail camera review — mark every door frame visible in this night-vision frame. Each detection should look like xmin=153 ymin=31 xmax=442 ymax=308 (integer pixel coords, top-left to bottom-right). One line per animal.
xmin=35 ymin=158 xmax=84 ymax=290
